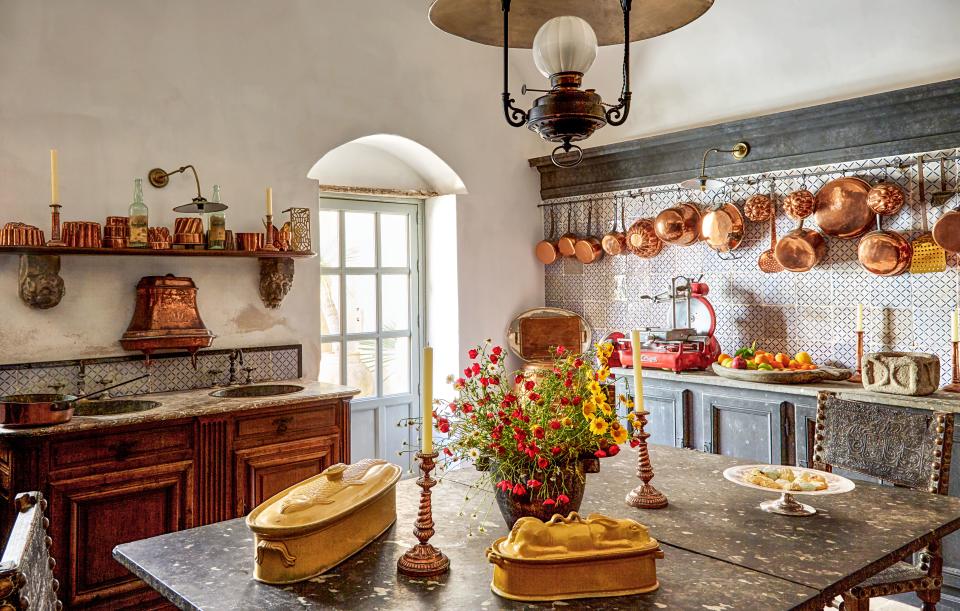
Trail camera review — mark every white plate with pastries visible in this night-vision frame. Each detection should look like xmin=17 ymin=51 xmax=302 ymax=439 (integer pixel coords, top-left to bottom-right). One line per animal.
xmin=722 ymin=464 xmax=855 ymax=516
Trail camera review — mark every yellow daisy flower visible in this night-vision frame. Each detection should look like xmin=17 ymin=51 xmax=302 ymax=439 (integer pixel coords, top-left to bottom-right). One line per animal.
xmin=588 ymin=381 xmax=601 ymax=395
xmin=610 ymin=421 xmax=628 ymax=444
xmin=562 ymin=417 xmax=573 ymax=427
xmin=589 ymin=418 xmax=609 ymax=436
xmin=600 ymin=402 xmax=613 ymax=416
xmin=597 ymin=367 xmax=611 ymax=382
xmin=582 ymin=400 xmax=597 ymax=420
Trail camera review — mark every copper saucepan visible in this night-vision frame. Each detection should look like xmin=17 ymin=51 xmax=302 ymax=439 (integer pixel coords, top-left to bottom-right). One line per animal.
xmin=574 ymin=205 xmax=603 ymax=264
xmin=0 ymin=373 xmax=151 ymax=427
xmin=556 ymin=205 xmax=578 ymax=258
xmin=814 ymin=176 xmax=874 ymax=240
xmin=701 ymin=203 xmax=745 ymax=254
xmin=774 ymin=219 xmax=828 ymax=272
xmin=654 ymin=202 xmax=701 ymax=246
xmin=535 ymin=207 xmax=560 ymax=264
xmin=601 ymin=197 xmax=627 ymax=256
xmin=857 ymin=215 xmax=912 ymax=276
xmin=933 ymin=159 xmax=960 ymax=253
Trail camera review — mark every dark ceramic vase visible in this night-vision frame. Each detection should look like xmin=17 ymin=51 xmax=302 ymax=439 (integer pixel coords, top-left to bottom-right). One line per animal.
xmin=493 ymin=459 xmax=597 ymax=529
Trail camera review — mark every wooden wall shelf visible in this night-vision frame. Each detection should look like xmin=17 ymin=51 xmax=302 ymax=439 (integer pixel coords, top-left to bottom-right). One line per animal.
xmin=2 ymin=246 xmax=313 ymax=309
xmin=0 ymin=245 xmax=315 ymax=259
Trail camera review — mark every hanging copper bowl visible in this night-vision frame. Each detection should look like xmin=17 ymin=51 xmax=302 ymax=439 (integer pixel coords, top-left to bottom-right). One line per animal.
xmin=866 ymin=182 xmax=906 ymax=216
xmin=654 ymin=203 xmax=701 ymax=246
xmin=774 ymin=220 xmax=828 ymax=272
xmin=625 ymin=218 xmax=663 ymax=258
xmin=701 ymin=203 xmax=744 ymax=253
xmin=857 ymin=215 xmax=913 ymax=276
xmin=813 ymin=177 xmax=874 ymax=239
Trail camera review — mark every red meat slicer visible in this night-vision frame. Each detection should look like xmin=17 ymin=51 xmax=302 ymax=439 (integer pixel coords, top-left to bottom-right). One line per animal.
xmin=616 ymin=276 xmax=721 ymax=373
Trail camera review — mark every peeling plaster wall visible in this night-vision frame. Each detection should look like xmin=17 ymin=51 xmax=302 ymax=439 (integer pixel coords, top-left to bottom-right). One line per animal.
xmin=0 ymin=0 xmax=544 ymax=376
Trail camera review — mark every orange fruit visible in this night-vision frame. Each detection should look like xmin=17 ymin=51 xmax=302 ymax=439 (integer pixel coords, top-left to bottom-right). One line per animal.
xmin=795 ymin=351 xmax=812 ymax=365
xmin=717 ymin=353 xmax=732 ymax=364
xmin=775 ymin=353 xmax=790 ymax=365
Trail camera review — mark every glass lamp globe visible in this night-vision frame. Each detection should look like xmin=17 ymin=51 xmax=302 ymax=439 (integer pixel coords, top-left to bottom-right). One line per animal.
xmin=532 ymin=16 xmax=599 ymax=79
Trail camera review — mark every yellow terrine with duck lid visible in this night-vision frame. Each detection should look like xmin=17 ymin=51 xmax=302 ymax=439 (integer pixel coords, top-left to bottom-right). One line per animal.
xmin=246 ymin=459 xmax=401 ymax=584
xmin=486 ymin=512 xmax=664 ymax=602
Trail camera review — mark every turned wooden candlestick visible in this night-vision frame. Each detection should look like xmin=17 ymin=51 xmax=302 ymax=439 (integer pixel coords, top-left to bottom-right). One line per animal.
xmin=849 ymin=330 xmax=864 ymax=384
xmin=261 ymin=214 xmax=279 ymax=252
xmin=626 ymin=409 xmax=668 ymax=509
xmin=46 ymin=203 xmax=65 ymax=246
xmin=945 ymin=341 xmax=960 ymax=393
xmin=397 ymin=451 xmax=450 ymax=578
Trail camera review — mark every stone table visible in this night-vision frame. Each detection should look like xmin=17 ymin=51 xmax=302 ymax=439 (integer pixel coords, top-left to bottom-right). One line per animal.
xmin=114 ymin=452 xmax=822 ymax=610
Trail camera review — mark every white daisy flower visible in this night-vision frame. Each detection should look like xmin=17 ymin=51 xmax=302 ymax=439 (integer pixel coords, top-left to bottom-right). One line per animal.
xmin=468 ymin=448 xmax=481 ymax=460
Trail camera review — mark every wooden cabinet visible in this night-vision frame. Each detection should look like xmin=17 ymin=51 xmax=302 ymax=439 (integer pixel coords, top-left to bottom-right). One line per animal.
xmin=0 ymin=395 xmax=352 ymax=611
xmin=615 ymin=376 xmax=688 ymax=448
xmin=701 ymin=391 xmax=786 ymax=464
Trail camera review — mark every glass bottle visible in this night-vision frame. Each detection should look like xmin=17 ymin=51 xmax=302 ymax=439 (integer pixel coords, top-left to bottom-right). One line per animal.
xmin=207 ymin=184 xmax=226 ymax=249
xmin=128 ymin=178 xmax=149 ymax=248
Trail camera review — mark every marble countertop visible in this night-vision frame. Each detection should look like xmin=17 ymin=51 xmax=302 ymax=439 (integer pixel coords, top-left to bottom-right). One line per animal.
xmin=114 ymin=449 xmax=823 ymax=611
xmin=0 ymin=380 xmax=359 ymax=438
xmin=611 ymin=366 xmax=960 ymax=412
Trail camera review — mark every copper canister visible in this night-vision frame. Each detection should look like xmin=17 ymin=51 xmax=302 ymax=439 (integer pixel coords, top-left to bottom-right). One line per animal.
xmin=119 ymin=275 xmax=215 ymax=366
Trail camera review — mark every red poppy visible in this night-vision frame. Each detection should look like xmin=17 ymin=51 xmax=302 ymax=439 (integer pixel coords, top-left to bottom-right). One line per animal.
xmin=523 ymin=380 xmax=534 ymax=391
xmin=443 ymin=447 xmax=453 ymax=456
xmin=497 ymin=480 xmax=512 ymax=491
xmin=557 ymin=494 xmax=570 ymax=505
xmin=512 ymin=483 xmax=527 ymax=496
xmin=456 ymin=377 xmax=466 ymax=387
xmin=469 ymin=349 xmax=479 ymax=359
xmin=438 ymin=421 xmax=450 ymax=433
xmin=537 ymin=456 xmax=549 ymax=469
xmin=560 ymin=397 xmax=569 ymax=405
xmin=464 ymin=368 xmax=472 ymax=378
xmin=471 ymin=362 xmax=481 ymax=374
xmin=551 ymin=446 xmax=562 ymax=456
xmin=533 ymin=426 xmax=545 ymax=439
xmin=608 ymin=444 xmax=621 ymax=456
xmin=527 ymin=479 xmax=542 ymax=488
xmin=564 ymin=379 xmax=573 ymax=388
xmin=594 ymin=449 xmax=607 ymax=458
xmin=528 ymin=392 xmax=541 ymax=402
xmin=493 ymin=346 xmax=503 ymax=356
xmin=542 ymin=498 xmax=556 ymax=507
xmin=629 ymin=439 xmax=640 ymax=448
xmin=514 ymin=374 xmax=524 ymax=384
xmin=480 ymin=377 xmax=489 ymax=387
xmin=572 ymin=397 xmax=582 ymax=405
xmin=490 ymin=354 xmax=499 ymax=364
xmin=549 ymin=419 xmax=561 ymax=430
xmin=462 ymin=403 xmax=474 ymax=413
xmin=526 ymin=448 xmax=536 ymax=458
xmin=556 ymin=345 xmax=566 ymax=355
xmin=574 ymin=358 xmax=583 ymax=368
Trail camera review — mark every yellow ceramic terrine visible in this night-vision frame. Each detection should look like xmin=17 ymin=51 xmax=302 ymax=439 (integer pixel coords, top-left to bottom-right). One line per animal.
xmin=486 ymin=512 xmax=664 ymax=602
xmin=246 ymin=459 xmax=402 ymax=584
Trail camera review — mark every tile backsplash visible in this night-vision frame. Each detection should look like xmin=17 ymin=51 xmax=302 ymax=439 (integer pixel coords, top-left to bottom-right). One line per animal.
xmin=0 ymin=345 xmax=302 ymax=397
xmin=543 ymin=149 xmax=960 ymax=386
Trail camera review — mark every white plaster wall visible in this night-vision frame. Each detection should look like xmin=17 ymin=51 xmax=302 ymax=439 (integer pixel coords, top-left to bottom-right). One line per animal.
xmin=0 ymin=0 xmax=545 ymax=375
xmin=514 ymin=0 xmax=960 ymax=154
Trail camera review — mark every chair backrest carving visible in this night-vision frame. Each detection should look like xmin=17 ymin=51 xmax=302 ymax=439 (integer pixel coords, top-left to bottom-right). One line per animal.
xmin=0 ymin=491 xmax=62 ymax=611
xmin=814 ymin=392 xmax=953 ymax=494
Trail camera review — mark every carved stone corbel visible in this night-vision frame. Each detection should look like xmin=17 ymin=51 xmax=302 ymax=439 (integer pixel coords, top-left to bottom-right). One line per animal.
xmin=18 ymin=255 xmax=65 ymax=309
xmin=258 ymin=258 xmax=294 ymax=309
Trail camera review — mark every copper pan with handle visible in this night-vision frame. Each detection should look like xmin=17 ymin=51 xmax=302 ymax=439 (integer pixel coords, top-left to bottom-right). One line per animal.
xmin=535 ymin=207 xmax=560 ymax=264
xmin=574 ymin=204 xmax=603 ymax=264
xmin=814 ymin=175 xmax=874 ymax=240
xmin=654 ymin=201 xmax=701 ymax=246
xmin=933 ymin=157 xmax=960 ymax=253
xmin=601 ymin=196 xmax=627 ymax=256
xmin=857 ymin=214 xmax=913 ymax=276
xmin=556 ymin=205 xmax=578 ymax=258
xmin=774 ymin=219 xmax=828 ymax=272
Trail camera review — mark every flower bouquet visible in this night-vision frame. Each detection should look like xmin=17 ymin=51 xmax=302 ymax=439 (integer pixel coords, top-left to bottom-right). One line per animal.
xmin=434 ymin=340 xmax=643 ymax=528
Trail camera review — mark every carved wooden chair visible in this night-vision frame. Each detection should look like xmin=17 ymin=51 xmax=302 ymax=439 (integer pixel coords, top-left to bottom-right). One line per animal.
xmin=814 ymin=391 xmax=953 ymax=611
xmin=0 ymin=491 xmax=62 ymax=611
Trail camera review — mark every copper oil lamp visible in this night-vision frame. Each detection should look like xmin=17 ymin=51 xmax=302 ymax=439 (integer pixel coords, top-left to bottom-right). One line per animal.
xmin=428 ymin=0 xmax=715 ymax=167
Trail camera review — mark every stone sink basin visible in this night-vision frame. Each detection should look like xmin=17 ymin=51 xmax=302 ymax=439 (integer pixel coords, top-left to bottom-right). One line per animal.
xmin=73 ymin=399 xmax=163 ymax=417
xmin=210 ymin=384 xmax=304 ymax=399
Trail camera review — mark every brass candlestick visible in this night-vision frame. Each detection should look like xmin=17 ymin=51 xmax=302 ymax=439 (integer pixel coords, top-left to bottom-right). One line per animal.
xmin=397 ymin=451 xmax=450 ymax=578
xmin=261 ymin=215 xmax=278 ymax=251
xmin=46 ymin=203 xmax=65 ymax=246
xmin=626 ymin=409 xmax=668 ymax=509
xmin=849 ymin=330 xmax=864 ymax=384
xmin=945 ymin=341 xmax=960 ymax=393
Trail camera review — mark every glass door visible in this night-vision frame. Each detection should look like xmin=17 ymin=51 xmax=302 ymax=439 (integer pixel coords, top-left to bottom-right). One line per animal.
xmin=317 ymin=197 xmax=421 ymax=470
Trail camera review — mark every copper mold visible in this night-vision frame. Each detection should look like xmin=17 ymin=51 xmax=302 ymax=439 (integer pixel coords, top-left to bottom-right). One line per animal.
xmin=625 ymin=219 xmax=663 ymax=258
xmin=61 ymin=221 xmax=102 ymax=248
xmin=237 ymin=232 xmax=264 ymax=252
xmin=743 ymin=194 xmax=773 ymax=222
xmin=783 ymin=190 xmax=816 ymax=220
xmin=120 ymin=274 xmax=215 ymax=366
xmin=814 ymin=177 xmax=874 ymax=239
xmin=148 ymin=226 xmax=173 ymax=250
xmin=866 ymin=182 xmax=906 ymax=216
xmin=0 ymin=223 xmax=45 ymax=246
xmin=654 ymin=202 xmax=701 ymax=246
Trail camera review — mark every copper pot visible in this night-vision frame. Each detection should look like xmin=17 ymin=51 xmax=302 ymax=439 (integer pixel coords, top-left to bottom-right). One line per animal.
xmin=701 ymin=203 xmax=744 ymax=253
xmin=556 ymin=205 xmax=578 ymax=257
xmin=814 ymin=177 xmax=874 ymax=239
xmin=933 ymin=202 xmax=960 ymax=254
xmin=774 ymin=220 xmax=828 ymax=272
xmin=535 ymin=208 xmax=560 ymax=264
xmin=574 ymin=205 xmax=603 ymax=264
xmin=654 ymin=202 xmax=701 ymax=246
xmin=601 ymin=199 xmax=627 ymax=256
xmin=625 ymin=218 xmax=663 ymax=258
xmin=857 ymin=215 xmax=912 ymax=276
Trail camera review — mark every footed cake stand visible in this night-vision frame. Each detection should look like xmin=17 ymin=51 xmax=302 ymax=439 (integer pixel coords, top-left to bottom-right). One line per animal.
xmin=722 ymin=465 xmax=855 ymax=516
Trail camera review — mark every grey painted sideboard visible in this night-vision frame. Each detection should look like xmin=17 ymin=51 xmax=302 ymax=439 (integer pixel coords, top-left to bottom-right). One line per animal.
xmin=611 ymin=367 xmax=960 ymax=607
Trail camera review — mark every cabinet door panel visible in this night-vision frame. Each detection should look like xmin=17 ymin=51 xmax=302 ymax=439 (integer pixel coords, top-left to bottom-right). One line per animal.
xmin=702 ymin=392 xmax=783 ymax=464
xmin=615 ymin=378 xmax=688 ymax=448
xmin=234 ymin=435 xmax=339 ymax=516
xmin=48 ymin=461 xmax=194 ymax=608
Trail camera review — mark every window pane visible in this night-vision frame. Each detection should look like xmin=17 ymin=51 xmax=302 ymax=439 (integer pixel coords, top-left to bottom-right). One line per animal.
xmin=379 ymin=213 xmax=408 ymax=267
xmin=382 ymin=336 xmax=410 ymax=396
xmin=318 ymin=342 xmax=341 ymax=385
xmin=320 ymin=274 xmax=340 ymax=335
xmin=345 ymin=275 xmax=376 ymax=333
xmin=381 ymin=274 xmax=409 ymax=332
xmin=347 ymin=339 xmax=378 ymax=398
xmin=344 ymin=212 xmax=375 ymax=267
xmin=318 ymin=210 xmax=339 ymax=267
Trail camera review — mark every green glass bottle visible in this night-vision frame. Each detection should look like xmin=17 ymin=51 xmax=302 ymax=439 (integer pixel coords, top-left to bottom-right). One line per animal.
xmin=207 ymin=184 xmax=226 ymax=249
xmin=128 ymin=178 xmax=149 ymax=248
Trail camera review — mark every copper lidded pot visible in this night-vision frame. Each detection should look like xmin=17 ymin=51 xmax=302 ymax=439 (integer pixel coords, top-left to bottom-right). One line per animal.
xmin=654 ymin=202 xmax=701 ymax=246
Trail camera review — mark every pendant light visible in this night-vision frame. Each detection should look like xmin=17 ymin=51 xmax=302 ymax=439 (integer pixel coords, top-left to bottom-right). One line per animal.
xmin=429 ymin=0 xmax=715 ymax=167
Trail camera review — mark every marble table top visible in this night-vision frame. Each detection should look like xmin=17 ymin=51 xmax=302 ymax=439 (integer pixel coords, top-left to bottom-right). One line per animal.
xmin=446 ymin=446 xmax=960 ymax=601
xmin=115 ymin=450 xmax=823 ymax=610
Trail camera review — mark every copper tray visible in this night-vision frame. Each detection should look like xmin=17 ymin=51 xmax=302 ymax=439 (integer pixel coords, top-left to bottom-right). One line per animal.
xmin=814 ymin=177 xmax=874 ymax=239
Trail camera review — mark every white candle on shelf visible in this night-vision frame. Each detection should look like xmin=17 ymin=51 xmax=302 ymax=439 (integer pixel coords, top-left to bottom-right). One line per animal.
xmin=630 ymin=329 xmax=644 ymax=411
xmin=952 ymin=309 xmax=959 ymax=343
xmin=856 ymin=304 xmax=864 ymax=333
xmin=50 ymin=149 xmax=59 ymax=205
xmin=422 ymin=346 xmax=433 ymax=453
xmin=266 ymin=187 xmax=273 ymax=216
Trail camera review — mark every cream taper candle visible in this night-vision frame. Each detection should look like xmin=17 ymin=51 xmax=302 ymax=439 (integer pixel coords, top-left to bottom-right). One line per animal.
xmin=631 ymin=330 xmax=644 ymax=410
xmin=422 ymin=346 xmax=433 ymax=453
xmin=952 ymin=309 xmax=959 ymax=343
xmin=856 ymin=304 xmax=863 ymax=332
xmin=266 ymin=187 xmax=273 ymax=216
xmin=50 ymin=149 xmax=59 ymax=205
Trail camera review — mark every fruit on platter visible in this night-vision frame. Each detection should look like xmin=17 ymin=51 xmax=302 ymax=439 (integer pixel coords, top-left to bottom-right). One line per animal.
xmin=717 ymin=343 xmax=818 ymax=371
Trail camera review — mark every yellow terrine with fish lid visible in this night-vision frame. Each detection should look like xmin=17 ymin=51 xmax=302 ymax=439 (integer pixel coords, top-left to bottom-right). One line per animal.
xmin=246 ymin=458 xmax=401 ymax=584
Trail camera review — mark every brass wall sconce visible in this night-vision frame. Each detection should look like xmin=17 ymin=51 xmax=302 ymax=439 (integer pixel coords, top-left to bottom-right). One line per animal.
xmin=148 ymin=165 xmax=227 ymax=214
xmin=680 ymin=143 xmax=751 ymax=192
